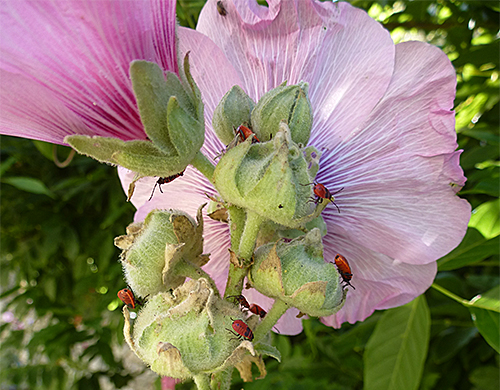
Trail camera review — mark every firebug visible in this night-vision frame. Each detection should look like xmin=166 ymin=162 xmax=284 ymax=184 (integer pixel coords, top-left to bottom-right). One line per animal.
xmin=227 ymin=294 xmax=250 ymax=309
xmin=118 ymin=288 xmax=139 ymax=309
xmin=227 ymin=319 xmax=254 ymax=341
xmin=249 ymin=303 xmax=267 ymax=318
xmin=236 ymin=125 xmax=260 ymax=143
xmin=301 ymin=182 xmax=343 ymax=213
xmin=334 ymin=254 xmax=355 ymax=289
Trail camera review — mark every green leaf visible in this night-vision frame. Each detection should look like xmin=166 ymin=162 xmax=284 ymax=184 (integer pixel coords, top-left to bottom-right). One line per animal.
xmin=469 ymin=366 xmax=500 ymax=390
xmin=2 ymin=176 xmax=55 ymax=198
xmin=438 ymin=228 xmax=499 ymax=271
xmin=469 ymin=285 xmax=500 ymax=353
xmin=364 ymin=295 xmax=430 ymax=390
xmin=469 ymin=199 xmax=500 ymax=239
xmin=0 ymin=156 xmax=17 ymax=176
xmin=431 ymin=327 xmax=478 ymax=363
xmin=255 ymin=342 xmax=281 ymax=362
xmin=32 ymin=140 xmax=55 ymax=161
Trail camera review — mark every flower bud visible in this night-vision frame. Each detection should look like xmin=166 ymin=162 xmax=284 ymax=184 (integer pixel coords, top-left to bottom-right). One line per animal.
xmin=114 ymin=206 xmax=208 ymax=298
xmin=251 ymin=82 xmax=312 ymax=145
xmin=124 ymin=278 xmax=254 ymax=379
xmin=66 ymin=54 xmax=205 ymax=177
xmin=213 ymin=122 xmax=321 ymax=229
xmin=212 ymin=86 xmax=255 ymax=145
xmin=249 ymin=229 xmax=345 ymax=317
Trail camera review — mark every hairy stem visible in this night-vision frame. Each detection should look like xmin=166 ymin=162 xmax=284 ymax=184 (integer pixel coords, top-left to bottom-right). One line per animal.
xmin=210 ymin=368 xmax=233 ymax=390
xmin=190 ymin=150 xmax=215 ymax=183
xmin=253 ymin=298 xmax=289 ymax=342
xmin=193 ymin=373 xmax=210 ymax=390
xmin=238 ymin=210 xmax=264 ymax=260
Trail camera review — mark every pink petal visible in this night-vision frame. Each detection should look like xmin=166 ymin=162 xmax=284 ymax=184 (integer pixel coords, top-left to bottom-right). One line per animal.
xmin=313 ymin=41 xmax=471 ymax=266
xmin=0 ymin=0 xmax=177 ymax=144
xmin=321 ymin=235 xmax=437 ymax=327
xmin=197 ymin=0 xmax=395 ymax=144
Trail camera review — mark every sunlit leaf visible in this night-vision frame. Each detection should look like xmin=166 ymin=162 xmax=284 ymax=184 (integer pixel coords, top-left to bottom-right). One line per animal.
xmin=364 ymin=296 xmax=430 ymax=390
xmin=469 ymin=199 xmax=500 ymax=239
xmin=469 ymin=285 xmax=500 ymax=353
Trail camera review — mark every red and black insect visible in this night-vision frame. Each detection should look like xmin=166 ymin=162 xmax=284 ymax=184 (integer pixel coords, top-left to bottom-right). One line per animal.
xmin=236 ymin=125 xmax=260 ymax=143
xmin=117 ymin=288 xmax=143 ymax=309
xmin=227 ymin=319 xmax=254 ymax=341
xmin=216 ymin=0 xmax=227 ymax=16
xmin=149 ymin=170 xmax=185 ymax=201
xmin=334 ymin=254 xmax=355 ymax=290
xmin=249 ymin=303 xmax=267 ymax=319
xmin=302 ymin=182 xmax=343 ymax=213
xmin=227 ymin=294 xmax=250 ymax=309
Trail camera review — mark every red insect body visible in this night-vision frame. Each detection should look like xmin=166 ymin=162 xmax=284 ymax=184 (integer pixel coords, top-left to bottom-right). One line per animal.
xmin=236 ymin=125 xmax=260 ymax=143
xmin=334 ymin=254 xmax=355 ymax=290
xmin=228 ymin=319 xmax=254 ymax=341
xmin=118 ymin=288 xmax=138 ymax=309
xmin=302 ymin=182 xmax=343 ymax=213
xmin=227 ymin=295 xmax=250 ymax=309
xmin=149 ymin=170 xmax=185 ymax=201
xmin=249 ymin=304 xmax=267 ymax=318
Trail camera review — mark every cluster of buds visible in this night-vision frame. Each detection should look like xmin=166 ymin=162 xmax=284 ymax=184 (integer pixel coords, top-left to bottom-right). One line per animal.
xmin=112 ymin=79 xmax=349 ymax=383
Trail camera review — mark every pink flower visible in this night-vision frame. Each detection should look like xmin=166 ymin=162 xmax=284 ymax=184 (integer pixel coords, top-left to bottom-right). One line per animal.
xmin=121 ymin=0 xmax=471 ymax=333
xmin=0 ymin=0 xmax=177 ymax=143
xmin=1 ymin=0 xmax=471 ymax=335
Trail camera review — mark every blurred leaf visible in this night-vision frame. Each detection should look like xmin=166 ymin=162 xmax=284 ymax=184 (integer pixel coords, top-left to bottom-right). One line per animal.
xmin=469 ymin=199 xmax=500 ymax=239
xmin=469 ymin=365 xmax=500 ymax=390
xmin=453 ymin=41 xmax=500 ymax=68
xmin=32 ymin=140 xmax=56 ymax=161
xmin=431 ymin=327 xmax=478 ymax=363
xmin=460 ymin=144 xmax=500 ymax=170
xmin=2 ymin=176 xmax=56 ymax=198
xmin=0 ymin=156 xmax=17 ymax=176
xmin=469 ymin=285 xmax=500 ymax=353
xmin=438 ymin=228 xmax=499 ymax=270
xmin=460 ymin=127 xmax=500 ymax=145
xmin=364 ymin=296 xmax=430 ymax=390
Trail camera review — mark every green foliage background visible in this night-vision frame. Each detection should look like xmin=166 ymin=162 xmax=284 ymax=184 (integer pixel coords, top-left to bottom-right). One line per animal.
xmin=1 ymin=1 xmax=498 ymax=389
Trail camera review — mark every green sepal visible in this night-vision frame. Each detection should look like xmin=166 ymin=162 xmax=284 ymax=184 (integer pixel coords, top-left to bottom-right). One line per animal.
xmin=166 ymin=96 xmax=204 ymax=162
xmin=130 ymin=59 xmax=204 ymax=162
xmin=213 ymin=124 xmax=317 ymax=228
xmin=212 ymin=86 xmax=255 ymax=145
xmin=249 ymin=229 xmax=345 ymax=317
xmin=65 ymin=135 xmax=187 ymax=176
xmin=251 ymin=82 xmax=312 ymax=145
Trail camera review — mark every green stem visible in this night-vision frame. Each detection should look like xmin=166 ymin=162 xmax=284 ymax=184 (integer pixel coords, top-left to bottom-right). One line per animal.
xmin=224 ymin=264 xmax=248 ymax=298
xmin=253 ymin=298 xmax=289 ymax=342
xmin=190 ymin=150 xmax=215 ymax=183
xmin=228 ymin=206 xmax=246 ymax=253
xmin=210 ymin=368 xmax=233 ymax=390
xmin=432 ymin=283 xmax=471 ymax=307
xmin=238 ymin=210 xmax=264 ymax=260
xmin=193 ymin=373 xmax=210 ymax=390
xmin=176 ymin=261 xmax=221 ymax=297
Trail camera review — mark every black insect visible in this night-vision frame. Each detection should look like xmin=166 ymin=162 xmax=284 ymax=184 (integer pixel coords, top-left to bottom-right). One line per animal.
xmin=149 ymin=170 xmax=185 ymax=201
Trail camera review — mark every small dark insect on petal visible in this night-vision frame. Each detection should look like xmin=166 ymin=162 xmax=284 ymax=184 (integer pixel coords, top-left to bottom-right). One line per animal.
xmin=217 ymin=1 xmax=227 ymax=16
